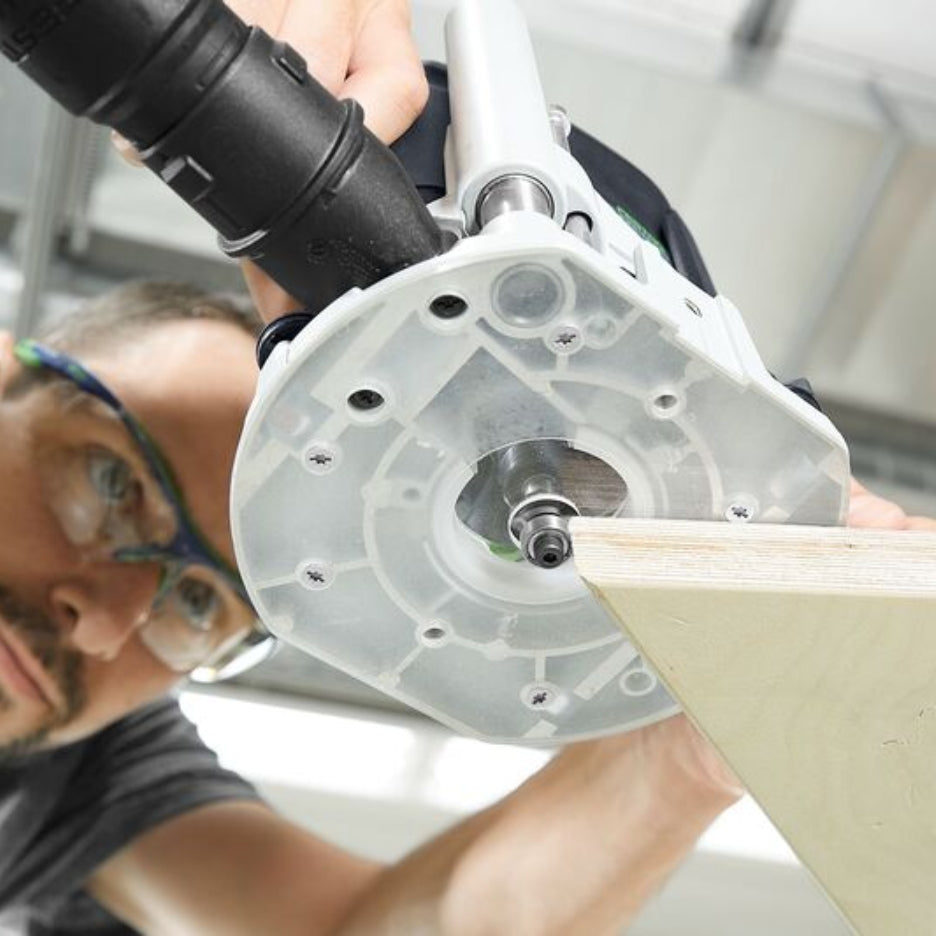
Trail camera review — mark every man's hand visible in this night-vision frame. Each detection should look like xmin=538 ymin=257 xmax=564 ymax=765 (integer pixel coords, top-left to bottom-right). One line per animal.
xmin=633 ymin=711 xmax=744 ymax=812
xmin=227 ymin=0 xmax=427 ymax=322
xmin=848 ymin=478 xmax=936 ymax=531
xmin=114 ymin=1 xmax=427 ymax=324
xmin=228 ymin=0 xmax=426 ymax=144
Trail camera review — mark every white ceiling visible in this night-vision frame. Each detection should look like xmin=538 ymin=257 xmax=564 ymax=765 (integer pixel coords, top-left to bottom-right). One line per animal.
xmin=415 ymin=0 xmax=936 ymax=97
xmin=784 ymin=0 xmax=936 ymax=85
xmin=409 ymin=0 xmax=936 ymax=429
xmin=4 ymin=0 xmax=931 ymax=450
xmin=568 ymin=0 xmax=936 ymax=85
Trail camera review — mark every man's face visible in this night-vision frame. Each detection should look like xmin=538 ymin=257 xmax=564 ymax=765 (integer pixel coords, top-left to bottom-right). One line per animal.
xmin=0 ymin=319 xmax=257 ymax=757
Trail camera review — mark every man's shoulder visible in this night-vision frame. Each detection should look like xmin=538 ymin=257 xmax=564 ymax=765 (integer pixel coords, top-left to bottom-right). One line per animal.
xmin=0 ymin=695 xmax=194 ymax=905
xmin=54 ymin=692 xmax=257 ymax=832
xmin=81 ymin=693 xmax=196 ymax=763
xmin=0 ymin=695 xmax=186 ymax=813
xmin=0 ymin=693 xmax=259 ymax=930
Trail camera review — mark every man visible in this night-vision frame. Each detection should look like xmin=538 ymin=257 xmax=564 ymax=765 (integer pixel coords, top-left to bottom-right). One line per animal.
xmin=1 ymin=3 xmax=931 ymax=934
xmin=0 ymin=280 xmax=749 ymax=935
xmin=1 ymin=283 xmax=931 ymax=936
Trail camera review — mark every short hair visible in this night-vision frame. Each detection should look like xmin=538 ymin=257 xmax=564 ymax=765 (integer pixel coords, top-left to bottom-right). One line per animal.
xmin=38 ymin=280 xmax=262 ymax=354
xmin=5 ymin=281 xmax=261 ymax=400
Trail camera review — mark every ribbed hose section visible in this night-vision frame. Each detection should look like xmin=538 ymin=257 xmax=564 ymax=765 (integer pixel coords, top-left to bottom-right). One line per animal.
xmin=0 ymin=0 xmax=447 ymax=312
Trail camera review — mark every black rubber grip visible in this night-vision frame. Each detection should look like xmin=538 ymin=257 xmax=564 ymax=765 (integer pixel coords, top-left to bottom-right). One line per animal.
xmin=0 ymin=0 xmax=447 ymax=313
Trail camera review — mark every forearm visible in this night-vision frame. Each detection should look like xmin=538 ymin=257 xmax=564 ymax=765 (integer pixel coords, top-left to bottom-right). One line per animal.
xmin=338 ymin=715 xmax=739 ymax=936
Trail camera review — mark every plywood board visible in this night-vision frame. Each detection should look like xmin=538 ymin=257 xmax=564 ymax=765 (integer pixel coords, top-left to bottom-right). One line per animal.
xmin=572 ymin=518 xmax=936 ymax=936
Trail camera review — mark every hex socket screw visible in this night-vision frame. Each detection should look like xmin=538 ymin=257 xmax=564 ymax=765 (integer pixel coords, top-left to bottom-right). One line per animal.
xmin=303 ymin=443 xmax=339 ymax=474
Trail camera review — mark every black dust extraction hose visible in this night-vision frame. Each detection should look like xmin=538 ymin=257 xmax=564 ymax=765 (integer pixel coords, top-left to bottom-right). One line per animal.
xmin=0 ymin=0 xmax=448 ymax=313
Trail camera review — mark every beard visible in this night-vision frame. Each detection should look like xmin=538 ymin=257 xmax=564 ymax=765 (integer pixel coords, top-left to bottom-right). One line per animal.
xmin=0 ymin=585 xmax=85 ymax=762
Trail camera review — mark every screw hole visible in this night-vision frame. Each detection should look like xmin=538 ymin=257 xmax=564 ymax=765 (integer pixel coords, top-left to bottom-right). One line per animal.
xmin=418 ymin=622 xmax=451 ymax=647
xmin=685 ymin=298 xmax=703 ymax=317
xmin=429 ymin=294 xmax=468 ymax=319
xmin=654 ymin=393 xmax=679 ymax=411
xmin=348 ymin=388 xmax=385 ymax=412
xmin=620 ymin=668 xmax=656 ymax=697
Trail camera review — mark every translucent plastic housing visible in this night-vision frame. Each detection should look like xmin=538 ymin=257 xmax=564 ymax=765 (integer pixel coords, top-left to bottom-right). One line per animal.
xmin=231 ymin=215 xmax=849 ymax=743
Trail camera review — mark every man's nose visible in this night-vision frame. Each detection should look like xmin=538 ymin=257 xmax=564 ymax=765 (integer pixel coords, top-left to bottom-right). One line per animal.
xmin=49 ymin=564 xmax=162 ymax=660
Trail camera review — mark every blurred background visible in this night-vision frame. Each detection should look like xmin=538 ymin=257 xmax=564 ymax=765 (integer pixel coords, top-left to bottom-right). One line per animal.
xmin=1 ymin=0 xmax=933 ymax=931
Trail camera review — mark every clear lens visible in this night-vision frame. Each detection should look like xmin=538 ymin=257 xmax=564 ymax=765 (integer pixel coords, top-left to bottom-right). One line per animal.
xmin=141 ymin=569 xmax=257 ymax=673
xmin=189 ymin=628 xmax=277 ymax=684
xmin=87 ymin=450 xmax=134 ymax=502
xmin=173 ymin=577 xmax=220 ymax=633
xmin=31 ymin=390 xmax=266 ymax=679
xmin=38 ymin=439 xmax=175 ymax=557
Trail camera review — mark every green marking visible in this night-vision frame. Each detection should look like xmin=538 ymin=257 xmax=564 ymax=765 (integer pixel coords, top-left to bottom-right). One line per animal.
xmin=488 ymin=541 xmax=523 ymax=562
xmin=12 ymin=341 xmax=41 ymax=368
xmin=614 ymin=205 xmax=671 ymax=262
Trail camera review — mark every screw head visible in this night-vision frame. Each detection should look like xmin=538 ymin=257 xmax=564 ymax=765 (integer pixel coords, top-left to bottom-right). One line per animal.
xmin=298 ymin=560 xmax=334 ymax=590
xmin=303 ymin=443 xmax=339 ymax=475
xmin=726 ymin=503 xmax=753 ymax=523
xmin=548 ymin=324 xmax=582 ymax=354
xmin=521 ymin=682 xmax=560 ymax=711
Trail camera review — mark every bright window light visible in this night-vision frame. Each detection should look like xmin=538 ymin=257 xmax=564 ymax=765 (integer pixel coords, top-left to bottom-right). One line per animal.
xmin=420 ymin=735 xmax=552 ymax=812
xmin=700 ymin=796 xmax=798 ymax=864
xmin=180 ymin=691 xmax=420 ymax=800
xmin=181 ymin=690 xmax=799 ymax=864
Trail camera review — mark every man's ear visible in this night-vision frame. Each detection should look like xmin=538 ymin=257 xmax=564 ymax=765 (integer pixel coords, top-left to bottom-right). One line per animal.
xmin=0 ymin=330 xmax=16 ymax=394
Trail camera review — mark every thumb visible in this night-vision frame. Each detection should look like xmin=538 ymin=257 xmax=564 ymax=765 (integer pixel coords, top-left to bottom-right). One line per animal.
xmin=340 ymin=7 xmax=427 ymax=143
